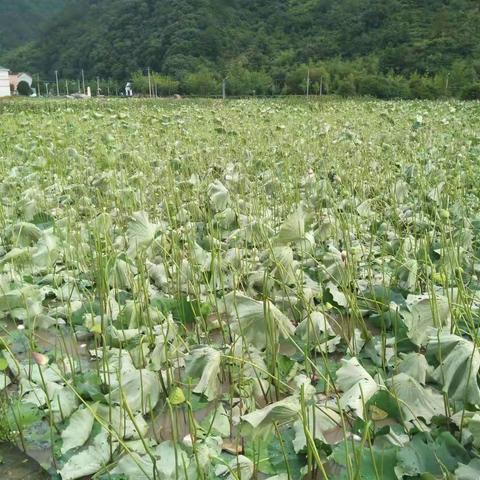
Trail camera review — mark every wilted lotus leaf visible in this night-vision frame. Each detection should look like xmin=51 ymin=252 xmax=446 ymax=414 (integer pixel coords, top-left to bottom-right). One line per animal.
xmin=428 ymin=334 xmax=480 ymax=405
xmin=58 ymin=429 xmax=111 ymax=480
xmin=61 ymin=405 xmax=95 ymax=454
xmin=96 ymin=403 xmax=148 ymax=440
xmin=215 ymin=454 xmax=254 ymax=480
xmin=208 ymin=179 xmax=229 ymax=212
xmin=185 ymin=346 xmax=221 ymax=401
xmin=240 ymin=396 xmax=301 ymax=440
xmin=336 ymin=357 xmax=378 ymax=418
xmin=401 ymin=294 xmax=450 ymax=346
xmin=396 ymin=352 xmax=429 ymax=385
xmin=388 ymin=373 xmax=444 ymax=424
xmin=275 ymin=207 xmax=305 ymax=245
xmin=293 ymin=405 xmax=342 ymax=452
xmin=5 ymin=222 xmax=42 ymax=247
xmin=127 ymin=211 xmax=158 ymax=257
xmin=223 ymin=292 xmax=295 ymax=349
xmin=109 ymin=368 xmax=161 ymax=414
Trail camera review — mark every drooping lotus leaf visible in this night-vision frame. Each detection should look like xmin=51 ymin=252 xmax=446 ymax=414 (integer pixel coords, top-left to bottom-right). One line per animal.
xmin=332 ymin=441 xmax=398 ymax=480
xmin=110 ymin=452 xmax=157 ymax=480
xmin=96 ymin=404 xmax=148 ymax=440
xmin=32 ymin=232 xmax=60 ymax=269
xmin=275 ymin=207 xmax=305 ymax=245
xmin=396 ymin=432 xmax=469 ymax=478
xmin=455 ymin=459 xmax=480 ymax=480
xmin=46 ymin=382 xmax=79 ymax=423
xmin=295 ymin=311 xmax=339 ymax=353
xmin=58 ymin=429 xmax=111 ymax=480
xmin=336 ymin=357 xmax=378 ymax=418
xmin=208 ymin=179 xmax=229 ymax=212
xmin=395 ymin=352 xmax=429 ymax=385
xmin=0 ymin=285 xmax=44 ymax=313
xmin=127 ymin=211 xmax=158 ymax=257
xmin=215 ymin=454 xmax=254 ymax=480
xmin=292 ymin=405 xmax=342 ymax=452
xmin=388 ymin=373 xmax=444 ymax=424
xmin=109 ymin=368 xmax=161 ymax=414
xmin=61 ymin=405 xmax=95 ymax=454
xmin=241 ymin=396 xmax=301 ymax=440
xmin=185 ymin=346 xmax=221 ymax=401
xmin=396 ymin=258 xmax=418 ymax=292
xmin=401 ymin=294 xmax=450 ymax=346
xmin=428 ymin=333 xmax=480 ymax=405
xmin=108 ymin=257 xmax=138 ymax=289
xmin=223 ymin=292 xmax=295 ymax=349
xmin=154 ymin=441 xmax=191 ymax=479
xmin=0 ymin=372 xmax=11 ymax=390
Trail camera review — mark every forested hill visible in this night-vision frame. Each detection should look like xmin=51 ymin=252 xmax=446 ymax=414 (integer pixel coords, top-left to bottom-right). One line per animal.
xmin=0 ymin=0 xmax=67 ymax=52
xmin=2 ymin=0 xmax=480 ymax=98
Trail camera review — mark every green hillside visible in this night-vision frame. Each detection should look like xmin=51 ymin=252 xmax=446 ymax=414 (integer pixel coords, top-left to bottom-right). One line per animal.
xmin=0 ymin=0 xmax=67 ymax=52
xmin=2 ymin=0 xmax=480 ymax=98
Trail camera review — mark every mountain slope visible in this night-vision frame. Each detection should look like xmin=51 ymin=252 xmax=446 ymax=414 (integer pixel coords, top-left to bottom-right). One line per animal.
xmin=0 ymin=0 xmax=67 ymax=52
xmin=2 ymin=0 xmax=479 ymax=96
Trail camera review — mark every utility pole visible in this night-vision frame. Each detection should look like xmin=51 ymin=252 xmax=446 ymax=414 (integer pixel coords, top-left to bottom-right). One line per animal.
xmin=306 ymin=67 xmax=310 ymax=98
xmin=319 ymin=76 xmax=323 ymax=98
xmin=45 ymin=83 xmax=49 ymax=96
xmin=222 ymin=79 xmax=226 ymax=100
xmin=445 ymin=73 xmax=450 ymax=96
xmin=55 ymin=70 xmax=60 ymax=96
xmin=65 ymin=80 xmax=69 ymax=95
xmin=97 ymin=76 xmax=100 ymax=96
xmin=81 ymin=69 xmax=85 ymax=94
xmin=147 ymin=67 xmax=152 ymax=97
xmin=36 ymin=74 xmax=41 ymax=97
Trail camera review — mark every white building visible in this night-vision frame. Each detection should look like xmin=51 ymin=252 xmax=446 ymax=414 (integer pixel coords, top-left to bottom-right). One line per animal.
xmin=0 ymin=66 xmax=10 ymax=97
xmin=9 ymin=72 xmax=33 ymax=94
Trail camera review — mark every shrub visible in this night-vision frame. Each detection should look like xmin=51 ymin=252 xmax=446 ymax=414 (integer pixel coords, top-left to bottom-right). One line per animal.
xmin=227 ymin=67 xmax=272 ymax=96
xmin=17 ymin=81 xmax=32 ymax=96
xmin=336 ymin=79 xmax=356 ymax=97
xmin=357 ymin=75 xmax=409 ymax=99
xmin=461 ymin=83 xmax=480 ymax=100
xmin=183 ymin=69 xmax=220 ymax=96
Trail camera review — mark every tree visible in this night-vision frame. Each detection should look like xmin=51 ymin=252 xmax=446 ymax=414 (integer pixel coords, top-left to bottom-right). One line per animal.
xmin=183 ymin=69 xmax=219 ymax=96
xmin=461 ymin=83 xmax=480 ymax=100
xmin=226 ymin=66 xmax=272 ymax=96
xmin=16 ymin=80 xmax=32 ymax=96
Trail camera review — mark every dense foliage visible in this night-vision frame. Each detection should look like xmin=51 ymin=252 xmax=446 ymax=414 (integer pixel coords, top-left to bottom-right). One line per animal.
xmin=0 ymin=0 xmax=66 ymax=52
xmin=1 ymin=0 xmax=480 ymax=98
xmin=1 ymin=97 xmax=480 ymax=479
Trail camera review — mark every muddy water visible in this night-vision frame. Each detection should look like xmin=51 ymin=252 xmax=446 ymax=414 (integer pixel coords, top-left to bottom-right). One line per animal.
xmin=0 ymin=442 xmax=50 ymax=479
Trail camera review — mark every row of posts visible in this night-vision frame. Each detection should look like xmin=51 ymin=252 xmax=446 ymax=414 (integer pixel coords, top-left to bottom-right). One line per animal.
xmin=40 ymin=67 xmax=323 ymax=98
xmin=39 ymin=69 xmax=108 ymax=96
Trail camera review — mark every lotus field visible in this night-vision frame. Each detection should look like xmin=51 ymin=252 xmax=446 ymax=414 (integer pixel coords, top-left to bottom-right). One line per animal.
xmin=1 ymin=98 xmax=480 ymax=479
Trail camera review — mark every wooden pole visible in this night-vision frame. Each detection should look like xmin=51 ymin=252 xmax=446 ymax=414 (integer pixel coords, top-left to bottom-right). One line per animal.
xmin=55 ymin=70 xmax=60 ymax=96
xmin=222 ymin=79 xmax=226 ymax=100
xmin=65 ymin=80 xmax=69 ymax=95
xmin=81 ymin=69 xmax=85 ymax=94
xmin=147 ymin=67 xmax=152 ymax=97
xmin=306 ymin=67 xmax=310 ymax=98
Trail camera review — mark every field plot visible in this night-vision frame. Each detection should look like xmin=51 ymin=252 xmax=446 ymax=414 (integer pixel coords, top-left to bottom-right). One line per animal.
xmin=1 ymin=98 xmax=480 ymax=479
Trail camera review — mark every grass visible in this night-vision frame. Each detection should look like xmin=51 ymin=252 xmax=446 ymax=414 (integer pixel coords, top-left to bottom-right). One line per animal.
xmin=0 ymin=97 xmax=479 ymax=479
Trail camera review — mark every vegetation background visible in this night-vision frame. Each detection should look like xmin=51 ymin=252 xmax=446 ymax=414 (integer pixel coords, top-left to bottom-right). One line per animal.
xmin=1 ymin=0 xmax=480 ymax=99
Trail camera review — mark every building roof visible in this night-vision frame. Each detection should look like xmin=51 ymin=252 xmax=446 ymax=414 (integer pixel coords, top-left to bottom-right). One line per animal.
xmin=0 ymin=66 xmax=9 ymax=71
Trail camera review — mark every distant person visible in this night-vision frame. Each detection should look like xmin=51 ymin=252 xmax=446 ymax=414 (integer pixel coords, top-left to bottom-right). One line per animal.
xmin=125 ymin=82 xmax=133 ymax=97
